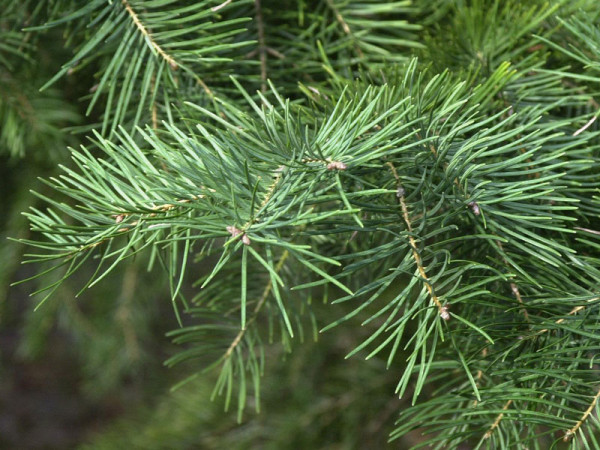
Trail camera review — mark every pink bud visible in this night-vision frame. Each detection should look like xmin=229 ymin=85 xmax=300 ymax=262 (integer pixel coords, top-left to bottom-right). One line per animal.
xmin=440 ymin=305 xmax=450 ymax=321
xmin=327 ymin=161 xmax=347 ymax=170
xmin=468 ymin=201 xmax=480 ymax=216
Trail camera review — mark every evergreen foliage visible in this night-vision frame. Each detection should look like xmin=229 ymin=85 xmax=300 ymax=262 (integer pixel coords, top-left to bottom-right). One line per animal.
xmin=3 ymin=0 xmax=600 ymax=447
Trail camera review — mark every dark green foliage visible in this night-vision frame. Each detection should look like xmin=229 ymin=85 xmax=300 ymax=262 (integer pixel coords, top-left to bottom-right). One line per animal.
xmin=3 ymin=0 xmax=600 ymax=448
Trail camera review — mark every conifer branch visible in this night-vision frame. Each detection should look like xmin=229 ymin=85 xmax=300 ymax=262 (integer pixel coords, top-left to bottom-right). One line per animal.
xmin=537 ymin=297 xmax=598 ymax=336
xmin=121 ymin=0 xmax=178 ymax=70
xmin=426 ymin=131 xmax=531 ymax=323
xmin=564 ymin=388 xmax=600 ymax=441
xmin=386 ymin=162 xmax=444 ymax=317
xmin=11 ymin=3 xmax=600 ymax=445
xmin=497 ymin=240 xmax=529 ymax=322
xmin=325 ymin=0 xmax=364 ymax=58
xmin=122 ymin=0 xmax=214 ymax=98
xmin=483 ymin=399 xmax=513 ymax=439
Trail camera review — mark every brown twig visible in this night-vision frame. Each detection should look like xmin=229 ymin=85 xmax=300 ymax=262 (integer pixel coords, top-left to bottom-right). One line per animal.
xmin=536 ymin=297 xmax=598 ymax=336
xmin=325 ymin=0 xmax=364 ymax=58
xmin=483 ymin=399 xmax=513 ymax=439
xmin=564 ymin=388 xmax=600 ymax=441
xmin=121 ymin=0 xmax=178 ymax=70
xmin=150 ymin=74 xmax=159 ymax=129
xmin=386 ymin=162 xmax=444 ymax=316
xmin=509 ymin=282 xmax=529 ymax=321
xmin=122 ymin=0 xmax=213 ymax=98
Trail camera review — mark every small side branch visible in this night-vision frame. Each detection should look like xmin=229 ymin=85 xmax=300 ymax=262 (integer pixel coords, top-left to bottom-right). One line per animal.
xmin=121 ymin=0 xmax=178 ymax=70
xmin=509 ymin=282 xmax=529 ymax=321
xmin=537 ymin=297 xmax=598 ymax=336
xmin=564 ymin=388 xmax=600 ymax=441
xmin=483 ymin=399 xmax=513 ymax=439
xmin=325 ymin=0 xmax=364 ymax=58
xmin=386 ymin=162 xmax=444 ymax=317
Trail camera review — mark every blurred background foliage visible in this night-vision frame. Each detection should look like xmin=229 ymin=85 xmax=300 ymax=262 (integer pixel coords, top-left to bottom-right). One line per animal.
xmin=1 ymin=0 xmax=600 ymax=448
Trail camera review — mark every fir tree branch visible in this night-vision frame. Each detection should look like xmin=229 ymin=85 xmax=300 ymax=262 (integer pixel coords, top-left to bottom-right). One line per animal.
xmin=386 ymin=162 xmax=445 ymax=317
xmin=422 ymin=130 xmax=532 ymax=323
xmin=564 ymin=387 xmax=600 ymax=441
xmin=536 ymin=297 xmax=598 ymax=336
xmin=121 ymin=0 xmax=178 ymax=70
xmin=483 ymin=399 xmax=513 ymax=439
xmin=497 ymin=240 xmax=530 ymax=322
xmin=510 ymin=283 xmax=529 ymax=321
xmin=480 ymin=297 xmax=600 ymax=441
xmin=325 ymin=0 xmax=364 ymax=58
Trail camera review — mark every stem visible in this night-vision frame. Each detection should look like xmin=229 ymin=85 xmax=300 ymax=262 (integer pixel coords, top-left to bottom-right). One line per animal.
xmin=536 ymin=297 xmax=598 ymax=336
xmin=121 ymin=0 xmax=178 ymax=70
xmin=483 ymin=399 xmax=513 ymax=439
xmin=421 ymin=133 xmax=531 ymax=322
xmin=564 ymin=388 xmax=600 ymax=441
xmin=386 ymin=162 xmax=444 ymax=315
xmin=325 ymin=0 xmax=364 ymax=58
